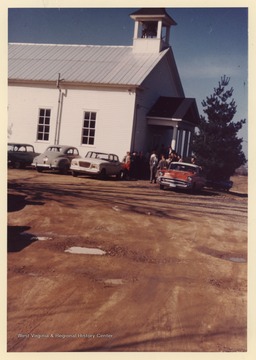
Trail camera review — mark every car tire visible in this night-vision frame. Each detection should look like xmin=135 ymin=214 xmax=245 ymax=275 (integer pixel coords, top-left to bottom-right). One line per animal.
xmin=190 ymin=183 xmax=196 ymax=193
xmin=72 ymin=171 xmax=78 ymax=177
xmin=100 ymin=168 xmax=107 ymax=180
xmin=14 ymin=161 xmax=23 ymax=169
xmin=36 ymin=167 xmax=43 ymax=173
xmin=60 ymin=163 xmax=69 ymax=175
xmin=160 ymin=184 xmax=164 ymax=190
xmin=117 ymin=170 xmax=124 ymax=180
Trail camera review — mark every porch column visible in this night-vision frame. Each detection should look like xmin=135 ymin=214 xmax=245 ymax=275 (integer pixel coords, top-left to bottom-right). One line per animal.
xmin=186 ymin=131 xmax=191 ymax=158
xmin=187 ymin=131 xmax=192 ymax=157
xmin=180 ymin=130 xmax=186 ymax=158
xmin=157 ymin=20 xmax=162 ymax=39
xmin=134 ymin=20 xmax=139 ymax=38
xmin=171 ymin=125 xmax=178 ymax=150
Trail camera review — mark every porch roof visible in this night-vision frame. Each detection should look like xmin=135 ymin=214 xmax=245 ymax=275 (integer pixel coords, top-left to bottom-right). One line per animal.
xmin=147 ymin=96 xmax=200 ymax=126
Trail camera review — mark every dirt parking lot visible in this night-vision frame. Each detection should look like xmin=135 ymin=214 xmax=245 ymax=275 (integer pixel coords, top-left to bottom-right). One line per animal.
xmin=7 ymin=169 xmax=247 ymax=352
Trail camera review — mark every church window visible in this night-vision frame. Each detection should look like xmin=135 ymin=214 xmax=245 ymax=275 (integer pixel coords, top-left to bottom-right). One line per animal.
xmin=37 ymin=108 xmax=51 ymax=141
xmin=81 ymin=111 xmax=96 ymax=145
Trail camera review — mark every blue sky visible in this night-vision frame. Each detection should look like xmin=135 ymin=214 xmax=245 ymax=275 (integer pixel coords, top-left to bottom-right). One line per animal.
xmin=8 ymin=6 xmax=248 ymax=158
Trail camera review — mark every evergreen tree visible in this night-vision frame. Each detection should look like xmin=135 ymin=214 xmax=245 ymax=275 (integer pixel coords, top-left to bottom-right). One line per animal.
xmin=192 ymin=75 xmax=246 ymax=181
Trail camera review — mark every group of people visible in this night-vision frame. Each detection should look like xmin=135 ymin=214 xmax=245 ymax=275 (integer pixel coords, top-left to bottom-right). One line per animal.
xmin=122 ymin=151 xmax=149 ymax=180
xmin=149 ymin=149 xmax=182 ymax=183
xmin=122 ymin=146 xmax=195 ymax=183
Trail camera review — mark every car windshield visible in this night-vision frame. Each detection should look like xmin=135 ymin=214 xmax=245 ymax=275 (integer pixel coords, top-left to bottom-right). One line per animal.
xmin=47 ymin=147 xmax=62 ymax=152
xmin=86 ymin=152 xmax=109 ymax=161
xmin=169 ymin=163 xmax=197 ymax=173
xmin=8 ymin=144 xmax=34 ymax=152
xmin=8 ymin=145 xmax=15 ymax=151
xmin=25 ymin=146 xmax=34 ymax=152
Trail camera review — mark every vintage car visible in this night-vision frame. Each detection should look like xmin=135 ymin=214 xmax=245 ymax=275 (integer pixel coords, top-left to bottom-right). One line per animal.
xmin=70 ymin=151 xmax=124 ymax=179
xmin=8 ymin=143 xmax=40 ymax=169
xmin=32 ymin=145 xmax=80 ymax=174
xmin=157 ymin=162 xmax=206 ymax=191
xmin=206 ymin=179 xmax=233 ymax=191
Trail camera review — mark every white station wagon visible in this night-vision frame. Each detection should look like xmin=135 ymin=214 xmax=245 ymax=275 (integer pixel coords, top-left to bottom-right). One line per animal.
xmin=70 ymin=151 xmax=124 ymax=179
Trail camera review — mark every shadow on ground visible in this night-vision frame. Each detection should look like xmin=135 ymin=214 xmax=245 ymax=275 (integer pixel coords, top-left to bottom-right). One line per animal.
xmin=7 ymin=225 xmax=37 ymax=252
xmin=8 ymin=193 xmax=44 ymax=212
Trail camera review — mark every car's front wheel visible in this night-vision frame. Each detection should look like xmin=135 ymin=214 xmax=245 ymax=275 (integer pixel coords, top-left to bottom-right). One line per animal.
xmin=59 ymin=163 xmax=69 ymax=175
xmin=100 ymin=168 xmax=107 ymax=180
xmin=14 ymin=161 xmax=23 ymax=169
xmin=116 ymin=170 xmax=124 ymax=180
xmin=72 ymin=171 xmax=78 ymax=177
xmin=190 ymin=183 xmax=197 ymax=193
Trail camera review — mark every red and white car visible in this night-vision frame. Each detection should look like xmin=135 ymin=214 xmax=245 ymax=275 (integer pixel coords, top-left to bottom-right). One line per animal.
xmin=157 ymin=162 xmax=206 ymax=192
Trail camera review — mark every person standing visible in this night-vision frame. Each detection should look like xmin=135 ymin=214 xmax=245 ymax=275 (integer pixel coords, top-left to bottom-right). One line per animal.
xmin=191 ymin=157 xmax=196 ymax=164
xmin=157 ymin=154 xmax=167 ymax=170
xmin=122 ymin=151 xmax=131 ymax=179
xmin=149 ymin=150 xmax=158 ymax=183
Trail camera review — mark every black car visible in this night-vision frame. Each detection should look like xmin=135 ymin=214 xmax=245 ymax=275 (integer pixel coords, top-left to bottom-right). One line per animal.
xmin=8 ymin=143 xmax=39 ymax=169
xmin=206 ymin=179 xmax=233 ymax=191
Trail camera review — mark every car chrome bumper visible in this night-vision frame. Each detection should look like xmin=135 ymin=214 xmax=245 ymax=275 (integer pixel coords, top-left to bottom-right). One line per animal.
xmin=158 ymin=177 xmax=191 ymax=188
xmin=33 ymin=163 xmax=58 ymax=169
xmin=71 ymin=166 xmax=100 ymax=175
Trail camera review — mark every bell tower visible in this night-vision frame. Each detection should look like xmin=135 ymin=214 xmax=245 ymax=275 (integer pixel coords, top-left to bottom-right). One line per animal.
xmin=130 ymin=8 xmax=177 ymax=53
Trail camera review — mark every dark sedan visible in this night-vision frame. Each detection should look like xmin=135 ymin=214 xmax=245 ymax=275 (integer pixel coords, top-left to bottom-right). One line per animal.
xmin=8 ymin=143 xmax=39 ymax=169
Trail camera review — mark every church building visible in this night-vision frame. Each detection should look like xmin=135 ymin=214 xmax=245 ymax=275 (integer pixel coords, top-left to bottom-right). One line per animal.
xmin=8 ymin=8 xmax=200 ymax=159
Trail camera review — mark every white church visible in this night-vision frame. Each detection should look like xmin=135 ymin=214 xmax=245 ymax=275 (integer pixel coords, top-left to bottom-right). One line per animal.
xmin=8 ymin=8 xmax=200 ymax=159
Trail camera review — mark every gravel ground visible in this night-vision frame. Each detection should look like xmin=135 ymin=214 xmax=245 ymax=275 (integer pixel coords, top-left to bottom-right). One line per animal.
xmin=7 ymin=169 xmax=248 ymax=352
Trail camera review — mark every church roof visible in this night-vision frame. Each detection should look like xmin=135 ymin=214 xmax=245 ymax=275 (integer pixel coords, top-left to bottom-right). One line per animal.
xmin=8 ymin=42 xmax=171 ymax=87
xmin=130 ymin=8 xmax=177 ymax=26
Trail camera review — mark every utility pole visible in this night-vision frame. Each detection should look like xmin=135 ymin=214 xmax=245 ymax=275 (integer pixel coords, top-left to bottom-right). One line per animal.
xmin=54 ymin=73 xmax=64 ymax=145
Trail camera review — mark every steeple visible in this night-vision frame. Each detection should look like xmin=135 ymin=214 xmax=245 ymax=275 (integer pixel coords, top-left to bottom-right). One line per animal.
xmin=130 ymin=8 xmax=177 ymax=53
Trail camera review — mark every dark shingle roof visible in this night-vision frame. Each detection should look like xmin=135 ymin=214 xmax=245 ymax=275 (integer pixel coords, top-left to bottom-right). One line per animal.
xmin=147 ymin=96 xmax=200 ymax=125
